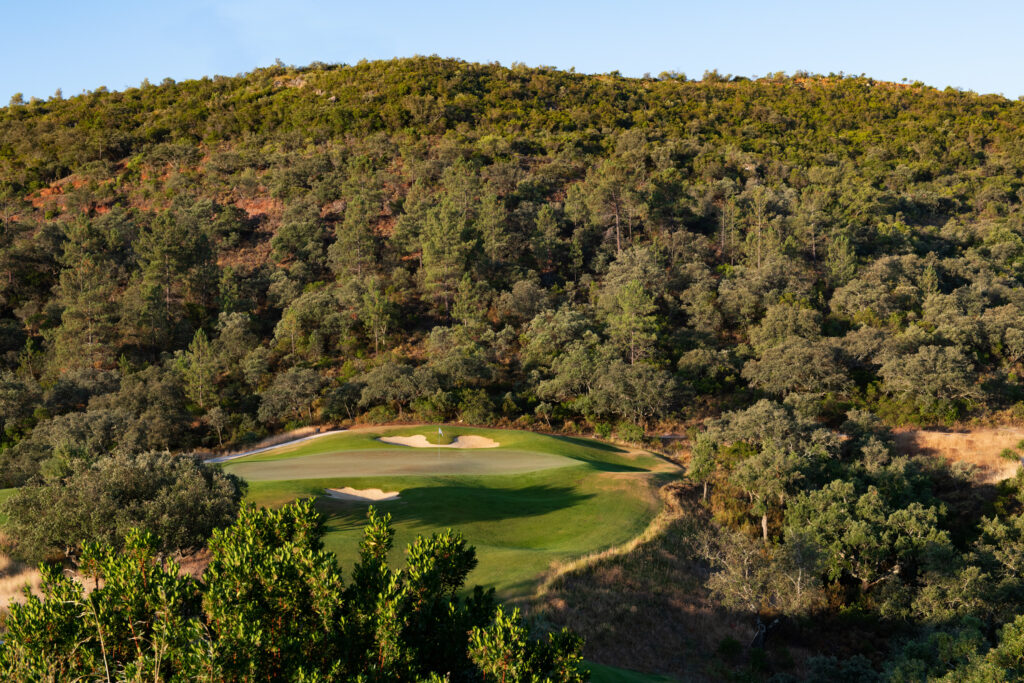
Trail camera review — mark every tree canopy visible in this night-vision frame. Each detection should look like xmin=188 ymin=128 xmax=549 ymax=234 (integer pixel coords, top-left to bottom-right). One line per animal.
xmin=4 ymin=59 xmax=1024 ymax=478
xmin=0 ymin=500 xmax=587 ymax=682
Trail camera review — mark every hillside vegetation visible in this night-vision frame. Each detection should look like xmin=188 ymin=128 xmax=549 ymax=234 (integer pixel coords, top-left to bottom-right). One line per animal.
xmin=7 ymin=58 xmax=1024 ymax=679
xmin=4 ymin=59 xmax=1024 ymax=475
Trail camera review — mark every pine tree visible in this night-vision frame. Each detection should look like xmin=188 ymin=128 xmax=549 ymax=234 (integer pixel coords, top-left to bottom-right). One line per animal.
xmin=179 ymin=328 xmax=218 ymax=410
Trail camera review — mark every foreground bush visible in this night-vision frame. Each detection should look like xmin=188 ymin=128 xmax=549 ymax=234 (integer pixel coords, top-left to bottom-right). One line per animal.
xmin=0 ymin=499 xmax=587 ymax=682
xmin=2 ymin=451 xmax=245 ymax=562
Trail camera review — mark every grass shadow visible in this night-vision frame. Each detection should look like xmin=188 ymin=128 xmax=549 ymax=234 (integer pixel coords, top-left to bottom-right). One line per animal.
xmin=581 ymin=460 xmax=651 ymax=473
xmin=546 ymin=435 xmax=659 ymax=473
xmin=318 ymin=484 xmax=594 ymax=530
xmin=648 ymin=471 xmax=683 ymax=490
xmin=550 ymin=434 xmax=628 ymax=454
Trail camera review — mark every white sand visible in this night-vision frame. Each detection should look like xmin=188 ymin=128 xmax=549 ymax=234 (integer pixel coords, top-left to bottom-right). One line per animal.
xmin=324 ymin=487 xmax=400 ymax=502
xmin=377 ymin=434 xmax=500 ymax=449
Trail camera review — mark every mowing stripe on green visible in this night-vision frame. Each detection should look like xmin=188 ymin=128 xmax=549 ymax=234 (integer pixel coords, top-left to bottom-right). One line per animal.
xmin=223 ymin=448 xmax=581 ymax=481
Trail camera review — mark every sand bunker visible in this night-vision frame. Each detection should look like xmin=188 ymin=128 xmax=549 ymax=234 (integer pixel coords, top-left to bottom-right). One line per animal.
xmin=325 ymin=487 xmax=400 ymax=502
xmin=378 ymin=434 xmax=500 ymax=449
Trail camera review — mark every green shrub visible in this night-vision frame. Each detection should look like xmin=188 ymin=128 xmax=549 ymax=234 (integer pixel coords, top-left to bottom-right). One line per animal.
xmin=615 ymin=421 xmax=644 ymax=443
xmin=0 ymin=501 xmax=588 ymax=682
xmin=458 ymin=389 xmax=494 ymax=425
xmin=232 ymin=414 xmax=264 ymax=444
xmin=363 ymin=404 xmax=398 ymax=424
xmin=717 ymin=636 xmax=742 ymax=663
xmin=411 ymin=390 xmax=457 ymax=423
xmin=3 ymin=451 xmax=245 ymax=563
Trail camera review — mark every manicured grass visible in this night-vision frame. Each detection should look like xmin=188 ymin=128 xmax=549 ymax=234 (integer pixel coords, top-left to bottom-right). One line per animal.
xmin=586 ymin=661 xmax=679 ymax=682
xmin=424 ymin=428 xmax=454 ymax=445
xmin=222 ymin=426 xmax=669 ymax=600
xmin=229 ymin=425 xmax=657 ymax=469
xmin=222 ymin=448 xmax=580 ymax=481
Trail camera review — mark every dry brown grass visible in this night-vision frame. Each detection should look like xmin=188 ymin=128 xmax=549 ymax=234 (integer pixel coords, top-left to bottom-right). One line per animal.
xmin=176 ymin=549 xmax=211 ymax=579
xmin=0 ymin=548 xmax=211 ymax=619
xmin=535 ymin=480 xmax=683 ymax=599
xmin=894 ymin=427 xmax=1024 ymax=483
xmin=0 ymin=554 xmax=44 ymax=606
xmin=531 ymin=483 xmax=749 ymax=681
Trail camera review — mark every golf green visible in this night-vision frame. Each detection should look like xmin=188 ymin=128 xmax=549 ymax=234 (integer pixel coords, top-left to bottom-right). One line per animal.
xmin=0 ymin=488 xmax=15 ymax=526
xmin=219 ymin=426 xmax=670 ymax=599
xmin=223 ymin=448 xmax=580 ymax=480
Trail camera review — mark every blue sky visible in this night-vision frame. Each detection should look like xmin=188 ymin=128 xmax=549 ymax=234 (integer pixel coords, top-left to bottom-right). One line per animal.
xmin=3 ymin=0 xmax=1022 ymax=101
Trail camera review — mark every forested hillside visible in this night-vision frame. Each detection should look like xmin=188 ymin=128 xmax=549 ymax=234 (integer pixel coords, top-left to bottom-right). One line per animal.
xmin=5 ymin=58 xmax=1024 ymax=480
xmin=8 ymin=57 xmax=1024 ymax=678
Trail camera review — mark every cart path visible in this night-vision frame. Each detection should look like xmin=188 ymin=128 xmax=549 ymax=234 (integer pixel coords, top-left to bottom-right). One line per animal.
xmin=205 ymin=430 xmax=347 ymax=463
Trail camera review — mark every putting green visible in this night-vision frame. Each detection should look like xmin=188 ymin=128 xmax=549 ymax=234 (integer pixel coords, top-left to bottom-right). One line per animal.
xmin=219 ymin=426 xmax=672 ymax=600
xmin=222 ymin=448 xmax=580 ymax=481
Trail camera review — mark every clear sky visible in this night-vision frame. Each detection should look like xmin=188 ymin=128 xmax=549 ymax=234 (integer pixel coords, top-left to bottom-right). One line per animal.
xmin=3 ymin=0 xmax=1022 ymax=102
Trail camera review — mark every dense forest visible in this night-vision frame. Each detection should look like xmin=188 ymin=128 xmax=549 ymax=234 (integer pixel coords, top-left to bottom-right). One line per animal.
xmin=6 ymin=57 xmax=1024 ymax=679
xmin=5 ymin=58 xmax=1024 ymax=469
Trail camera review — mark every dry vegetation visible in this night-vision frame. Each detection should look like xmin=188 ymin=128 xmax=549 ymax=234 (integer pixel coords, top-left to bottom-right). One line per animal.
xmin=533 ymin=483 xmax=749 ymax=681
xmin=0 ymin=548 xmax=210 ymax=618
xmin=894 ymin=427 xmax=1024 ymax=483
xmin=529 ymin=429 xmax=1022 ymax=680
xmin=193 ymin=424 xmax=339 ymax=459
xmin=0 ymin=553 xmax=42 ymax=608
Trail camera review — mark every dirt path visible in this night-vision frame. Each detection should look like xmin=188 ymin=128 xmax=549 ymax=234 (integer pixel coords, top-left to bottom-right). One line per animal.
xmin=205 ymin=429 xmax=346 ymax=463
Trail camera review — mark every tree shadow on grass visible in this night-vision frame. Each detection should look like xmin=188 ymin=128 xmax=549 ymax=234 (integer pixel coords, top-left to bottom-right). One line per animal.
xmin=550 ymin=435 xmax=627 ymax=454
xmin=547 ymin=436 xmax=653 ymax=473
xmin=580 ymin=460 xmax=650 ymax=473
xmin=317 ymin=484 xmax=594 ymax=530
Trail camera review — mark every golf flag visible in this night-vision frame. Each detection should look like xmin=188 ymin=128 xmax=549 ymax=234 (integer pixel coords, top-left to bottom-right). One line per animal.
xmin=438 ymin=427 xmax=443 ymax=438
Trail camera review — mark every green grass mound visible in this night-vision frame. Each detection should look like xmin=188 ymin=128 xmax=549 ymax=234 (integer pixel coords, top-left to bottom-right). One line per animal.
xmin=227 ymin=426 xmax=645 ymax=466
xmin=220 ymin=426 xmax=670 ymax=599
xmin=219 ymin=426 xmax=648 ymax=481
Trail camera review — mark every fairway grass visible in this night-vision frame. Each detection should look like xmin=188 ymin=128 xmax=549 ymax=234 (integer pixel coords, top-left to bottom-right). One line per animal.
xmin=221 ymin=426 xmax=673 ymax=600
xmin=586 ymin=661 xmax=679 ymax=682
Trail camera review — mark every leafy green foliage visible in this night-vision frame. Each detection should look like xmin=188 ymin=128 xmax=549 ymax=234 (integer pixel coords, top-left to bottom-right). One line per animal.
xmin=3 ymin=59 xmax=1024 ymax=476
xmin=2 ymin=450 xmax=244 ymax=562
xmin=8 ymin=57 xmax=1024 ymax=678
xmin=0 ymin=500 xmax=588 ymax=682
xmin=680 ymin=400 xmax=1024 ymax=679
xmin=469 ymin=607 xmax=587 ymax=683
